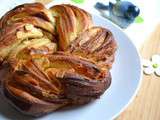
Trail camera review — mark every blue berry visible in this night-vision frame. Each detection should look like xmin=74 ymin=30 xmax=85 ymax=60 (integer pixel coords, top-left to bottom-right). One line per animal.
xmin=112 ymin=1 xmax=140 ymax=19
xmin=125 ymin=5 xmax=140 ymax=19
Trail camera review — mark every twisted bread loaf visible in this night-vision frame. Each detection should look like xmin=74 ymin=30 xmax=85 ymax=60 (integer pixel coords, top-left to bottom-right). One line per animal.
xmin=0 ymin=3 xmax=117 ymax=116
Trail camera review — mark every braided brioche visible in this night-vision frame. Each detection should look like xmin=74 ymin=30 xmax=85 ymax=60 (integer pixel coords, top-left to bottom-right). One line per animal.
xmin=0 ymin=3 xmax=117 ymax=116
xmin=50 ymin=4 xmax=93 ymax=50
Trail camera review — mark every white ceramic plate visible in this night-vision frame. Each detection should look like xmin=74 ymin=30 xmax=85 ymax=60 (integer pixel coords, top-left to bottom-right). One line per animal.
xmin=0 ymin=15 xmax=142 ymax=120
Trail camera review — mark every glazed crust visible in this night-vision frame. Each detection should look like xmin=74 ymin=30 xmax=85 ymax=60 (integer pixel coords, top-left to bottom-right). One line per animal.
xmin=0 ymin=3 xmax=57 ymax=65
xmin=0 ymin=3 xmax=54 ymax=28
xmin=67 ymin=27 xmax=117 ymax=70
xmin=50 ymin=4 xmax=93 ymax=50
xmin=0 ymin=53 xmax=111 ymax=116
xmin=0 ymin=3 xmax=117 ymax=117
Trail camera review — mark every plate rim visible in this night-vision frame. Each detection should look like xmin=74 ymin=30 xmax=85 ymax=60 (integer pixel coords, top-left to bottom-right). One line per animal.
xmin=91 ymin=14 xmax=143 ymax=120
xmin=0 ymin=3 xmax=143 ymax=119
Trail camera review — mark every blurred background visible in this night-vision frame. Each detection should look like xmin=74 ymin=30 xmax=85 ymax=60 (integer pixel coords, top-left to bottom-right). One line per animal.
xmin=0 ymin=0 xmax=160 ymax=120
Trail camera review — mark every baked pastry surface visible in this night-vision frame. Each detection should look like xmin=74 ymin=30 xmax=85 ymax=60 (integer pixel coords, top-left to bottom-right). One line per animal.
xmin=0 ymin=3 xmax=117 ymax=116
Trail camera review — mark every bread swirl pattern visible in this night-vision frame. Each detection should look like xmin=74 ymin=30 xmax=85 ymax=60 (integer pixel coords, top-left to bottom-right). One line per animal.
xmin=0 ymin=3 xmax=117 ymax=116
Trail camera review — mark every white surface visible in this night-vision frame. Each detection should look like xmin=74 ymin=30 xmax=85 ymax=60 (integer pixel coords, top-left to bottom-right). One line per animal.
xmin=0 ymin=13 xmax=142 ymax=120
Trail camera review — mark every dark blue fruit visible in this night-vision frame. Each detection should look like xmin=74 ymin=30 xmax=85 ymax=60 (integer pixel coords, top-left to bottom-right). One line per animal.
xmin=125 ymin=5 xmax=140 ymax=19
xmin=94 ymin=1 xmax=140 ymax=28
xmin=111 ymin=1 xmax=140 ymax=19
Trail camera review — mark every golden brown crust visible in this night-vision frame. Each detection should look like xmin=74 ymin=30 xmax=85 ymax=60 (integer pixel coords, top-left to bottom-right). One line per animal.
xmin=50 ymin=4 xmax=93 ymax=50
xmin=11 ymin=16 xmax=55 ymax=34
xmin=0 ymin=61 xmax=68 ymax=116
xmin=0 ymin=21 xmax=57 ymax=66
xmin=0 ymin=53 xmax=111 ymax=116
xmin=0 ymin=3 xmax=57 ymax=65
xmin=60 ymin=71 xmax=111 ymax=105
xmin=67 ymin=27 xmax=117 ymax=70
xmin=0 ymin=3 xmax=117 ymax=117
xmin=0 ymin=22 xmax=57 ymax=68
xmin=0 ymin=3 xmax=54 ymax=29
